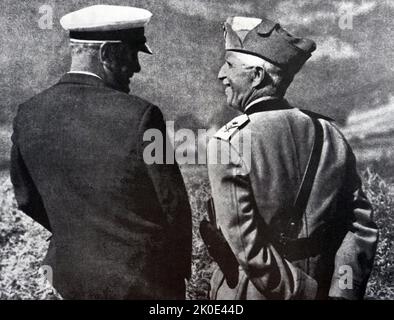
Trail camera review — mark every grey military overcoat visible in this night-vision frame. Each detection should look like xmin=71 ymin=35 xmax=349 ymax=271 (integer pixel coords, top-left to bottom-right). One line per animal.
xmin=207 ymin=99 xmax=378 ymax=300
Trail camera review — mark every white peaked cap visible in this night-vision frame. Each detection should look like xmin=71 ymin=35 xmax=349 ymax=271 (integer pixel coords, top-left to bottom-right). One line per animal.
xmin=60 ymin=5 xmax=153 ymax=53
xmin=60 ymin=5 xmax=152 ymax=32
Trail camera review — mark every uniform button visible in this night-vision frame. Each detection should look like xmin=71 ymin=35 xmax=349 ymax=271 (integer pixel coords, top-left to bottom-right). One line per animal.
xmin=290 ymin=222 xmax=295 ymax=226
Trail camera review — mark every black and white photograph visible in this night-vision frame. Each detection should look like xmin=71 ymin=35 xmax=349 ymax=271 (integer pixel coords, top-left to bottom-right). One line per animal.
xmin=0 ymin=0 xmax=393 ymax=302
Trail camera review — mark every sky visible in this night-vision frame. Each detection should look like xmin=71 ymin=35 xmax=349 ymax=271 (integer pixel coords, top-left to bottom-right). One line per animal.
xmin=0 ymin=0 xmax=392 ymax=129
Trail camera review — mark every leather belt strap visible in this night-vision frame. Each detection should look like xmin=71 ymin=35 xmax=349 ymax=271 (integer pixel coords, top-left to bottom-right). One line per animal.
xmin=278 ymin=111 xmax=324 ymax=259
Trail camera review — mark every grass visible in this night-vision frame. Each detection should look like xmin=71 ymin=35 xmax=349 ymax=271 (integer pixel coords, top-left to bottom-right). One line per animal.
xmin=362 ymin=168 xmax=394 ymax=299
xmin=0 ymin=170 xmax=58 ymax=299
xmin=0 ymin=165 xmax=393 ymax=300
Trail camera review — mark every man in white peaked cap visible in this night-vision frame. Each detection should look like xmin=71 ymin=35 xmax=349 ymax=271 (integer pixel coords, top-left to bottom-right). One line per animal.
xmin=203 ymin=16 xmax=377 ymax=300
xmin=10 ymin=5 xmax=192 ymax=299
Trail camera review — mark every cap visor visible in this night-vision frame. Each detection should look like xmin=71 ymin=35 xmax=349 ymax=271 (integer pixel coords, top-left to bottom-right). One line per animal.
xmin=140 ymin=43 xmax=152 ymax=54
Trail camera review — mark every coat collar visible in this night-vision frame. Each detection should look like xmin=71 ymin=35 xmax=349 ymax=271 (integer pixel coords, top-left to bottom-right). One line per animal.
xmin=57 ymin=72 xmax=107 ymax=88
xmin=244 ymin=98 xmax=293 ymax=115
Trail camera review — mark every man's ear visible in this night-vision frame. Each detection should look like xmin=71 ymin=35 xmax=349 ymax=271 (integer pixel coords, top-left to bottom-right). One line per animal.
xmin=99 ymin=42 xmax=113 ymax=71
xmin=251 ymin=66 xmax=265 ymax=88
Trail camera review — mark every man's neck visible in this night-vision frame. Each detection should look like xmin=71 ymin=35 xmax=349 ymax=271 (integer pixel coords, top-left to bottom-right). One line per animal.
xmin=242 ymin=89 xmax=282 ymax=112
xmin=69 ymin=56 xmax=105 ymax=81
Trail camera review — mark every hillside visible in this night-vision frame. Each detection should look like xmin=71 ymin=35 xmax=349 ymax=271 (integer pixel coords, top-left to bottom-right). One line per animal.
xmin=342 ymin=94 xmax=394 ymax=180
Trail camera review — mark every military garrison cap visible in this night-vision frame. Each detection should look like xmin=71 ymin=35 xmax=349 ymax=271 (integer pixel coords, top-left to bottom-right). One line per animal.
xmin=224 ymin=16 xmax=316 ymax=74
xmin=60 ymin=5 xmax=153 ymax=54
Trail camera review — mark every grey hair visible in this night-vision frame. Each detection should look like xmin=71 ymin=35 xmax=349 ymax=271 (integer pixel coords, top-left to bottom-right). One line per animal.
xmin=255 ymin=59 xmax=293 ymax=97
xmin=69 ymin=41 xmax=103 ymax=56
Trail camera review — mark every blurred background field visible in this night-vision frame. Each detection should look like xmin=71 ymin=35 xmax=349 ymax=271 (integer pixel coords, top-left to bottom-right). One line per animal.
xmin=1 ymin=163 xmax=393 ymax=300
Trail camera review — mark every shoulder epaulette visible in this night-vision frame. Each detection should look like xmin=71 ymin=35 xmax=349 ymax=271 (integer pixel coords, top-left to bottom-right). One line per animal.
xmin=213 ymin=114 xmax=250 ymax=141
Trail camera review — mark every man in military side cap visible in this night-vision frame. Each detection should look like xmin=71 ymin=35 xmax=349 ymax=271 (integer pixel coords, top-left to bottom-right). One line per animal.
xmin=205 ymin=16 xmax=378 ymax=300
xmin=10 ymin=5 xmax=192 ymax=299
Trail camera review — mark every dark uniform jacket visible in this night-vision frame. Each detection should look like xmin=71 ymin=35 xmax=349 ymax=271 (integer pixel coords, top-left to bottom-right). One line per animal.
xmin=10 ymin=73 xmax=192 ymax=299
xmin=207 ymin=98 xmax=378 ymax=300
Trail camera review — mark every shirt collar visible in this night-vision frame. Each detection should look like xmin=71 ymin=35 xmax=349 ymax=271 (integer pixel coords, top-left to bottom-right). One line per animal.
xmin=67 ymin=71 xmax=104 ymax=81
xmin=244 ymin=97 xmax=292 ymax=115
xmin=244 ymin=96 xmax=277 ymax=112
xmin=57 ymin=72 xmax=107 ymax=89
